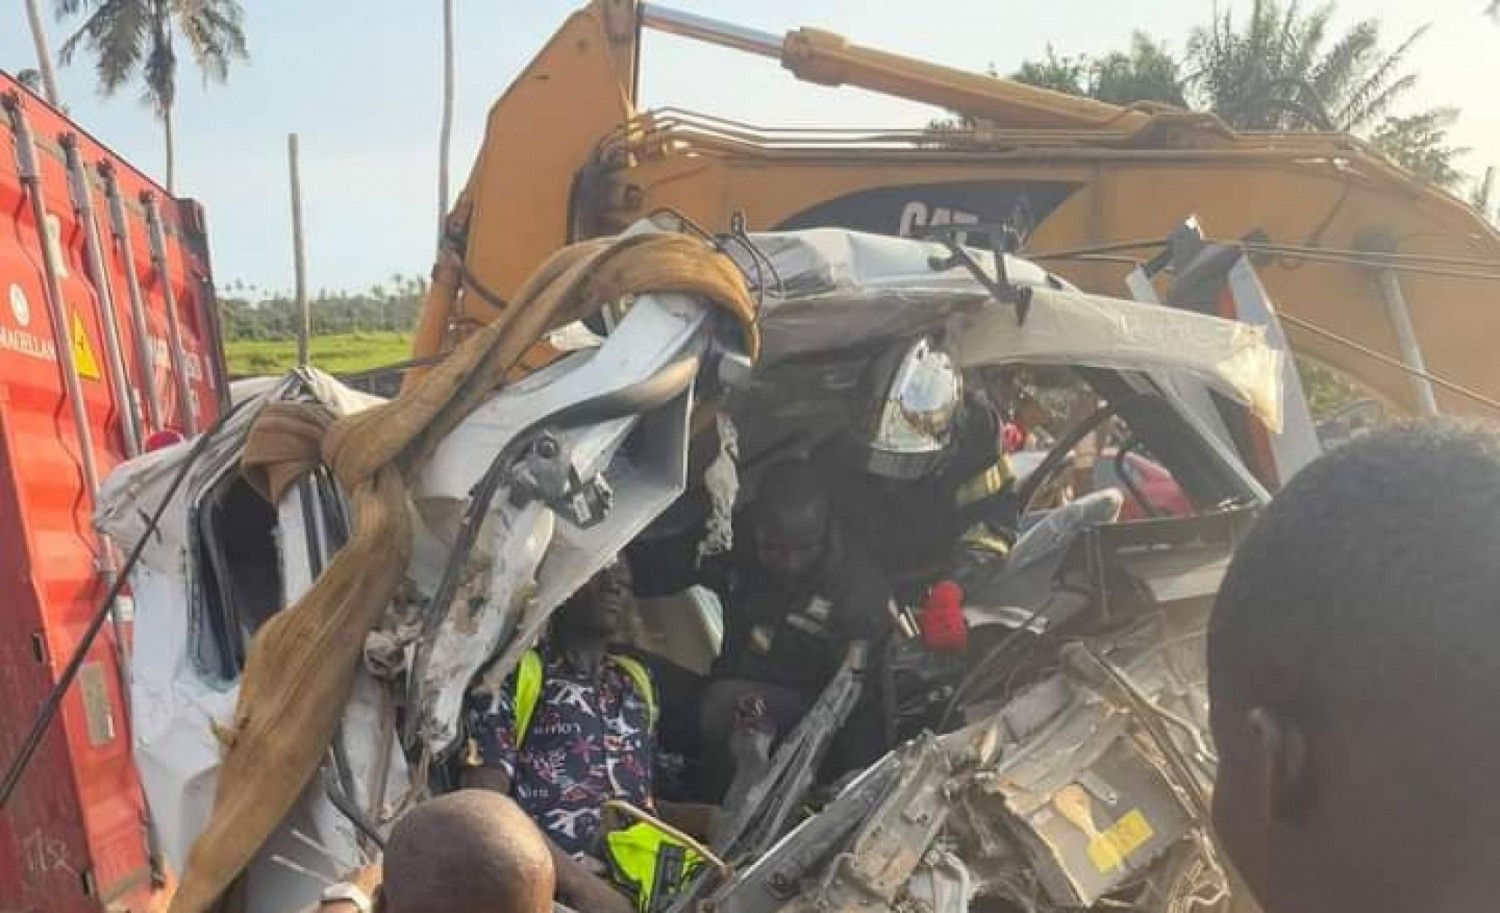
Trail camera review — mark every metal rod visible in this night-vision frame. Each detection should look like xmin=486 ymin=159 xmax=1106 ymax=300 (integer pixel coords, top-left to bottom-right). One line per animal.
xmin=60 ymin=134 xmax=143 ymax=457
xmin=1376 ymin=269 xmax=1440 ymax=416
xmin=3 ymin=94 xmax=129 ymax=687
xmin=140 ymin=192 xmax=200 ymax=435
xmin=640 ymin=3 xmax=783 ymax=59
xmin=1279 ymin=312 xmax=1500 ymax=414
xmin=289 ymin=133 xmax=311 ymax=369
xmin=60 ymin=143 xmax=141 ymax=680
xmin=3 ymin=96 xmax=106 ymax=506
xmin=99 ymin=162 xmax=164 ymax=433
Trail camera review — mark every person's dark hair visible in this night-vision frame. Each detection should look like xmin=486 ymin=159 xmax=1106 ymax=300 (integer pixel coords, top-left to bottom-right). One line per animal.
xmin=749 ymin=458 xmax=829 ymax=529
xmin=1209 ymin=420 xmax=1500 ymax=828
xmin=381 ymin=789 xmax=554 ymax=913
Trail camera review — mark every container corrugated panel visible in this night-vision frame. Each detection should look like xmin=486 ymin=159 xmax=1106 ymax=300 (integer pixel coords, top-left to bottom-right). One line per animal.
xmin=0 ymin=74 xmax=225 ymax=912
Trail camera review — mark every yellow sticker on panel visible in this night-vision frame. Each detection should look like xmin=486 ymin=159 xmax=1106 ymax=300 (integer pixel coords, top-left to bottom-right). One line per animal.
xmin=70 ymin=311 xmax=101 ymax=380
xmin=1086 ymin=809 xmax=1155 ymax=873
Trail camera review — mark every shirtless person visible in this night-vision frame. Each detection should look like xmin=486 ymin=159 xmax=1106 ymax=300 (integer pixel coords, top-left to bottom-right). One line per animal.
xmin=1208 ymin=421 xmax=1500 ymax=913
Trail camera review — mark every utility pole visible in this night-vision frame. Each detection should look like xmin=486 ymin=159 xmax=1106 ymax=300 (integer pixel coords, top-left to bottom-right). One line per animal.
xmin=438 ymin=0 xmax=456 ymax=248
xmin=288 ymin=133 xmax=310 ymax=368
xmin=22 ymin=0 xmax=62 ymax=106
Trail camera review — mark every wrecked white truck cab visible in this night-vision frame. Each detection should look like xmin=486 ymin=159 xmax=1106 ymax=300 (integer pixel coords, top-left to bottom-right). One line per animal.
xmin=99 ymin=228 xmax=1281 ymax=913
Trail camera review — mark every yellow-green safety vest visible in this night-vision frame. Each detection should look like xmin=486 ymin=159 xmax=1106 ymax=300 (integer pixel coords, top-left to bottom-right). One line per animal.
xmin=604 ymin=822 xmax=704 ymax=913
xmin=512 ymin=649 xmax=659 ymax=748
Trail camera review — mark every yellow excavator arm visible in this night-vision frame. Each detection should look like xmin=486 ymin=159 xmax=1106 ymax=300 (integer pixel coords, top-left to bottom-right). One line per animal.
xmin=413 ymin=0 xmax=1500 ymax=419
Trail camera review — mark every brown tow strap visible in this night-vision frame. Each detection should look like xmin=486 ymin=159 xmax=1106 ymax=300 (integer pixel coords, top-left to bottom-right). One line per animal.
xmin=168 ymin=232 xmax=757 ymax=913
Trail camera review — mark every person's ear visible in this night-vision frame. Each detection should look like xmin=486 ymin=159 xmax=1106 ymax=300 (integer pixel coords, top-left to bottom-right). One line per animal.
xmin=1246 ymin=706 xmax=1311 ymax=822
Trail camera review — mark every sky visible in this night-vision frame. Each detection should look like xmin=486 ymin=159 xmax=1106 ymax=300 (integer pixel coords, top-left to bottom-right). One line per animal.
xmin=5 ymin=0 xmax=1497 ymax=293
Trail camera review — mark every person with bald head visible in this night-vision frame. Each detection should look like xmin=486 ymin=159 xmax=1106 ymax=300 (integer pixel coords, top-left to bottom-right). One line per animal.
xmin=309 ymin=790 xmax=554 ymax=913
xmin=697 ymin=458 xmax=893 ymax=801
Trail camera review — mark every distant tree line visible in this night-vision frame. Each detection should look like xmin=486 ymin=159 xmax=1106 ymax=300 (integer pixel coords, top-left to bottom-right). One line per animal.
xmin=218 ymin=273 xmax=427 ymax=341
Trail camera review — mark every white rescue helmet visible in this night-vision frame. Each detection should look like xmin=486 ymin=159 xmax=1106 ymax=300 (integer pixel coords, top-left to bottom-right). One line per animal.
xmin=864 ymin=336 xmax=963 ymax=480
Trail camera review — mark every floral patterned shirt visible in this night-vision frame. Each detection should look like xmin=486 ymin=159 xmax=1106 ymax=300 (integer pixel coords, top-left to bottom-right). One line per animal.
xmin=464 ymin=646 xmax=655 ymax=859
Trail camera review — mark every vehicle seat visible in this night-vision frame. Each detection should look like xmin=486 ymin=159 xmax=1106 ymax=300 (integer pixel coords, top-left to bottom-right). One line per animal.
xmin=962 ymin=488 xmax=1124 ymax=627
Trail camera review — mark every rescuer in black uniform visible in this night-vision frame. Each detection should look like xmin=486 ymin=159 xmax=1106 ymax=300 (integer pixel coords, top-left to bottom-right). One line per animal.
xmin=815 ymin=336 xmax=1021 ymax=601
xmin=695 ymin=458 xmax=894 ymax=801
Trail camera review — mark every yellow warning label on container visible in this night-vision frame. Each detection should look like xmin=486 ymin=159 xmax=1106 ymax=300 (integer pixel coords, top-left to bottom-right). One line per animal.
xmin=1087 ymin=809 xmax=1155 ymax=873
xmin=70 ymin=311 xmax=101 ymax=381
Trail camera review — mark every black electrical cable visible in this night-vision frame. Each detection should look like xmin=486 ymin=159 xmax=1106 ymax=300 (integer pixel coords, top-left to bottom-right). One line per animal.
xmin=1278 ymin=312 xmax=1500 ymax=413
xmin=0 ymin=396 xmax=250 ymax=808
xmin=1238 ymin=245 xmax=1500 ymax=282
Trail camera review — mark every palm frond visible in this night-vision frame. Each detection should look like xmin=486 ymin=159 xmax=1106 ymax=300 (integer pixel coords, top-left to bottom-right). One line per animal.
xmin=1247 ymin=0 xmax=1277 ymax=61
xmin=1334 ymin=24 xmax=1427 ymax=130
xmin=52 ymin=0 xmax=103 ymax=19
xmin=173 ymin=0 xmax=248 ymax=83
xmin=1308 ymin=19 xmax=1376 ymax=110
xmin=1186 ymin=0 xmax=1430 ymax=136
xmin=58 ymin=0 xmax=149 ymax=97
xmin=1285 ymin=3 xmax=1332 ymax=89
xmin=1339 ymin=73 xmax=1418 ymax=131
xmin=1265 ymin=0 xmax=1303 ymax=82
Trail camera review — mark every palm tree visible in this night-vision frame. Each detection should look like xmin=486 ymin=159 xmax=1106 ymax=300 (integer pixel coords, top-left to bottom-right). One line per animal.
xmin=23 ymin=0 xmax=62 ymax=104
xmin=1187 ymin=1 xmax=1425 ymax=132
xmin=56 ymin=0 xmax=247 ymax=192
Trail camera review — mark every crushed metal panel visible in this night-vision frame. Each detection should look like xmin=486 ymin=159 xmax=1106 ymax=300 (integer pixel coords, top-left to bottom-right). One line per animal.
xmin=808 ymin=735 xmax=952 ymax=909
xmin=414 ymin=292 xmax=712 ymax=502
xmin=1113 ymin=547 xmax=1231 ymax=607
xmin=955 ymin=285 xmax=1282 ymax=431
xmin=411 ymin=292 xmax=711 ymax=757
xmin=127 ymin=558 xmax=239 ymax=871
xmin=109 ymin=370 xmax=386 ymax=887
xmin=707 ymin=755 xmax=902 ymax=913
xmin=904 ymin=852 xmax=975 ymax=913
xmin=1008 ymin=737 xmax=1195 ymax=906
xmin=414 ymin=502 xmax=555 ymax=753
xmin=966 ymin=623 xmax=1208 ymax=907
xmin=730 ymin=228 xmax=1281 ymax=426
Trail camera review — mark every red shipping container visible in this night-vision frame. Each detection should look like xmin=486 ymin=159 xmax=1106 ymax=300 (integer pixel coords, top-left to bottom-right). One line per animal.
xmin=0 ymin=74 xmax=226 ymax=912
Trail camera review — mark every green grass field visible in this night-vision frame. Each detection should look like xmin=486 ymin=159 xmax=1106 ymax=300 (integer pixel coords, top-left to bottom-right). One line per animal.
xmin=224 ymin=331 xmax=414 ymax=378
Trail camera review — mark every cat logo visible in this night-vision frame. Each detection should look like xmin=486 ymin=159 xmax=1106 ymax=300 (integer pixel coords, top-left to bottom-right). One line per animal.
xmin=898 ymin=202 xmax=980 ymax=243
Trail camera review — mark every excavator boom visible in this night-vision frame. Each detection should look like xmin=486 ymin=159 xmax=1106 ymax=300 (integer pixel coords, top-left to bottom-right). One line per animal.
xmin=640 ymin=5 xmax=1154 ymax=131
xmin=415 ymin=0 xmax=1500 ymax=419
